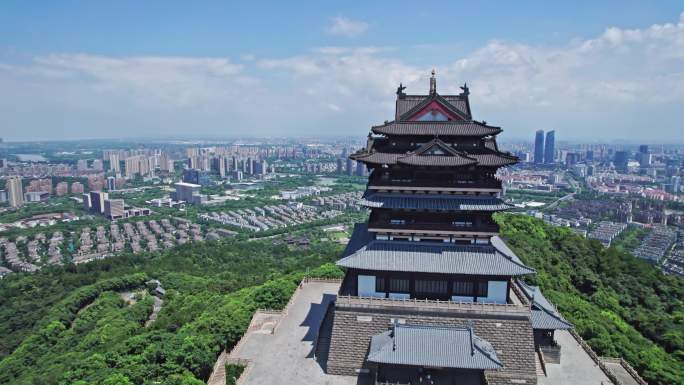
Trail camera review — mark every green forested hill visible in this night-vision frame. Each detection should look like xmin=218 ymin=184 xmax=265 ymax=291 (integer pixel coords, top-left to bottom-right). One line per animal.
xmin=0 ymin=215 xmax=682 ymax=384
xmin=498 ymin=214 xmax=684 ymax=385
xmin=0 ymin=238 xmax=343 ymax=385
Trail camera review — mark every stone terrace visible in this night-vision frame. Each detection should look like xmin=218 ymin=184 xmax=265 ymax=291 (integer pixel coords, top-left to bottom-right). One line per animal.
xmin=211 ymin=280 xmax=628 ymax=385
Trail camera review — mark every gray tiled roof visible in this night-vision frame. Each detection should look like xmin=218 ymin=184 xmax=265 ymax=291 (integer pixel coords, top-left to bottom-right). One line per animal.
xmin=372 ymin=121 xmax=501 ymax=137
xmin=360 ymin=192 xmax=514 ymax=212
xmin=398 ymin=153 xmax=478 ymax=167
xmin=397 ymin=93 xmax=470 ymax=121
xmin=351 ymin=150 xmax=516 ymax=168
xmin=530 ymin=310 xmax=573 ymax=330
xmin=469 ymin=153 xmax=518 ymax=167
xmin=342 ymin=223 xmax=372 ymax=257
xmin=396 ymin=96 xmax=425 ymax=117
xmin=337 ymin=233 xmax=535 ymax=276
xmin=368 ymin=324 xmax=503 ymax=370
xmin=517 ymin=280 xmax=573 ymax=330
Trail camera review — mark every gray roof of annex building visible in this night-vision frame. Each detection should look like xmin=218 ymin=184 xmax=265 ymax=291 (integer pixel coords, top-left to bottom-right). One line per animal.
xmin=337 ymin=225 xmax=535 ymax=276
xmin=360 ymin=192 xmax=514 ymax=212
xmin=368 ymin=324 xmax=503 ymax=370
xmin=517 ymin=280 xmax=573 ymax=330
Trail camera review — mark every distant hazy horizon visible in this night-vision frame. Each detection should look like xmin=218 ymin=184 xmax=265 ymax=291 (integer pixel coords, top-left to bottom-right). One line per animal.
xmin=1 ymin=2 xmax=684 ymax=142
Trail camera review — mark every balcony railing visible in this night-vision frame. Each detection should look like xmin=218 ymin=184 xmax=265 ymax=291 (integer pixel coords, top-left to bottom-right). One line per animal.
xmin=368 ymin=221 xmax=500 ymax=234
xmin=369 ymin=177 xmax=502 ymax=190
xmin=336 ymin=291 xmax=530 ymax=317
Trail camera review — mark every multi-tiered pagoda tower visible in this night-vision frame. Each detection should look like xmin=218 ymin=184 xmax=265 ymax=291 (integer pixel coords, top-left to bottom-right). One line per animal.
xmin=320 ymin=72 xmax=571 ymax=385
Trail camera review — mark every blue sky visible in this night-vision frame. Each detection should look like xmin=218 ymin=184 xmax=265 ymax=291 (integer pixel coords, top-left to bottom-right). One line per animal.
xmin=1 ymin=1 xmax=683 ymax=141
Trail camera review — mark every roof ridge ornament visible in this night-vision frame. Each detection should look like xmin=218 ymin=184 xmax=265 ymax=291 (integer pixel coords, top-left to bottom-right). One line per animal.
xmin=429 ymin=69 xmax=437 ymax=95
xmin=460 ymin=82 xmax=469 ymax=96
xmin=396 ymin=82 xmax=407 ymax=99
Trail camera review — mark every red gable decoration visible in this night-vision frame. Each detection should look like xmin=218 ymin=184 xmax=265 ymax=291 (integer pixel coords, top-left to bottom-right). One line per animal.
xmin=407 ymin=100 xmax=463 ymax=122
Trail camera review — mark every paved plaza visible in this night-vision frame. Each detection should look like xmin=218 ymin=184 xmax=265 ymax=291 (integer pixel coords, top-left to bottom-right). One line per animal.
xmin=230 ymin=281 xmax=367 ymax=385
xmin=538 ymin=330 xmax=612 ymax=385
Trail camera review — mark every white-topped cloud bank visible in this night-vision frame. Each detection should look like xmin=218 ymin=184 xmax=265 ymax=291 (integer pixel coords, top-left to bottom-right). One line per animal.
xmin=1 ymin=12 xmax=683 ymax=141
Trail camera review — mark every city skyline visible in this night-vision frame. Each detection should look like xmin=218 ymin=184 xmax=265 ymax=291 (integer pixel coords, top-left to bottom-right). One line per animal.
xmin=0 ymin=2 xmax=683 ymax=141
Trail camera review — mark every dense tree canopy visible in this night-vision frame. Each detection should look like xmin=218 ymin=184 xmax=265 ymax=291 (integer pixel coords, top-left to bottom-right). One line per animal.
xmin=0 ymin=215 xmax=681 ymax=384
xmin=498 ymin=214 xmax=684 ymax=385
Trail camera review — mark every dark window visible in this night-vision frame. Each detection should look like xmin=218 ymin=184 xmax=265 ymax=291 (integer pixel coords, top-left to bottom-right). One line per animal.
xmin=415 ymin=279 xmax=448 ymax=295
xmin=453 ymin=280 xmax=474 ymax=296
xmin=375 ymin=276 xmax=385 ymax=292
xmin=476 ymin=281 xmax=489 ymax=297
xmin=389 ymin=277 xmax=410 ymax=293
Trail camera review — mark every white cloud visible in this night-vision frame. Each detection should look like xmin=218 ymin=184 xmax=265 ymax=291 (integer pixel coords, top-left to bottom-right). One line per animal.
xmin=2 ymin=12 xmax=684 ymax=141
xmin=326 ymin=16 xmax=369 ymax=37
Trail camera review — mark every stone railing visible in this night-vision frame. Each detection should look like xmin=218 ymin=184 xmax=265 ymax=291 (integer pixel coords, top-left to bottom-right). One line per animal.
xmin=568 ymin=329 xmax=648 ymax=385
xmin=336 ymin=294 xmax=530 ymax=318
xmin=303 ymin=277 xmax=343 ymax=283
xmin=601 ymin=357 xmax=649 ymax=385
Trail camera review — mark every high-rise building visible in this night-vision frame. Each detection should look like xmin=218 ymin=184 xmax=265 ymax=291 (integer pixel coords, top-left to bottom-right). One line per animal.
xmin=0 ymin=190 xmax=7 ymax=203
xmin=336 ymin=158 xmax=343 ymax=174
xmin=70 ymin=182 xmax=84 ymax=194
xmin=585 ymin=150 xmax=594 ymax=162
xmin=125 ymin=156 xmax=140 ymax=178
xmin=544 ymin=130 xmax=555 ymax=164
xmin=183 ymin=169 xmax=211 ymax=186
xmin=324 ymin=74 xmax=570 ymax=383
xmin=92 ymin=159 xmax=104 ymax=171
xmin=565 ymin=152 xmax=580 ymax=168
xmin=346 ymin=158 xmax=354 ymax=176
xmin=89 ymin=191 xmax=109 ymax=214
xmin=106 ymin=176 xmax=116 ymax=191
xmin=55 ymin=182 xmax=69 ymax=196
xmin=6 ymin=177 xmax=24 ymax=208
xmin=638 ymin=145 xmax=651 ymax=167
xmin=534 ymin=129 xmax=544 ymax=164
xmin=614 ymin=151 xmax=629 ymax=173
xmin=671 ymin=176 xmax=681 ymax=193
xmin=104 ymin=199 xmax=125 ymax=219
xmin=82 ymin=193 xmax=92 ymax=211
xmin=171 ymin=182 xmax=205 ymax=205
xmin=76 ymin=159 xmax=88 ymax=171
xmin=108 ymin=153 xmax=121 ymax=173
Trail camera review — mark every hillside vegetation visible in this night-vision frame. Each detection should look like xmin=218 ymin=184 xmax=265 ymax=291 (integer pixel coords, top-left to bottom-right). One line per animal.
xmin=0 ymin=238 xmax=342 ymax=384
xmin=498 ymin=214 xmax=683 ymax=385
xmin=0 ymin=215 xmax=682 ymax=384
